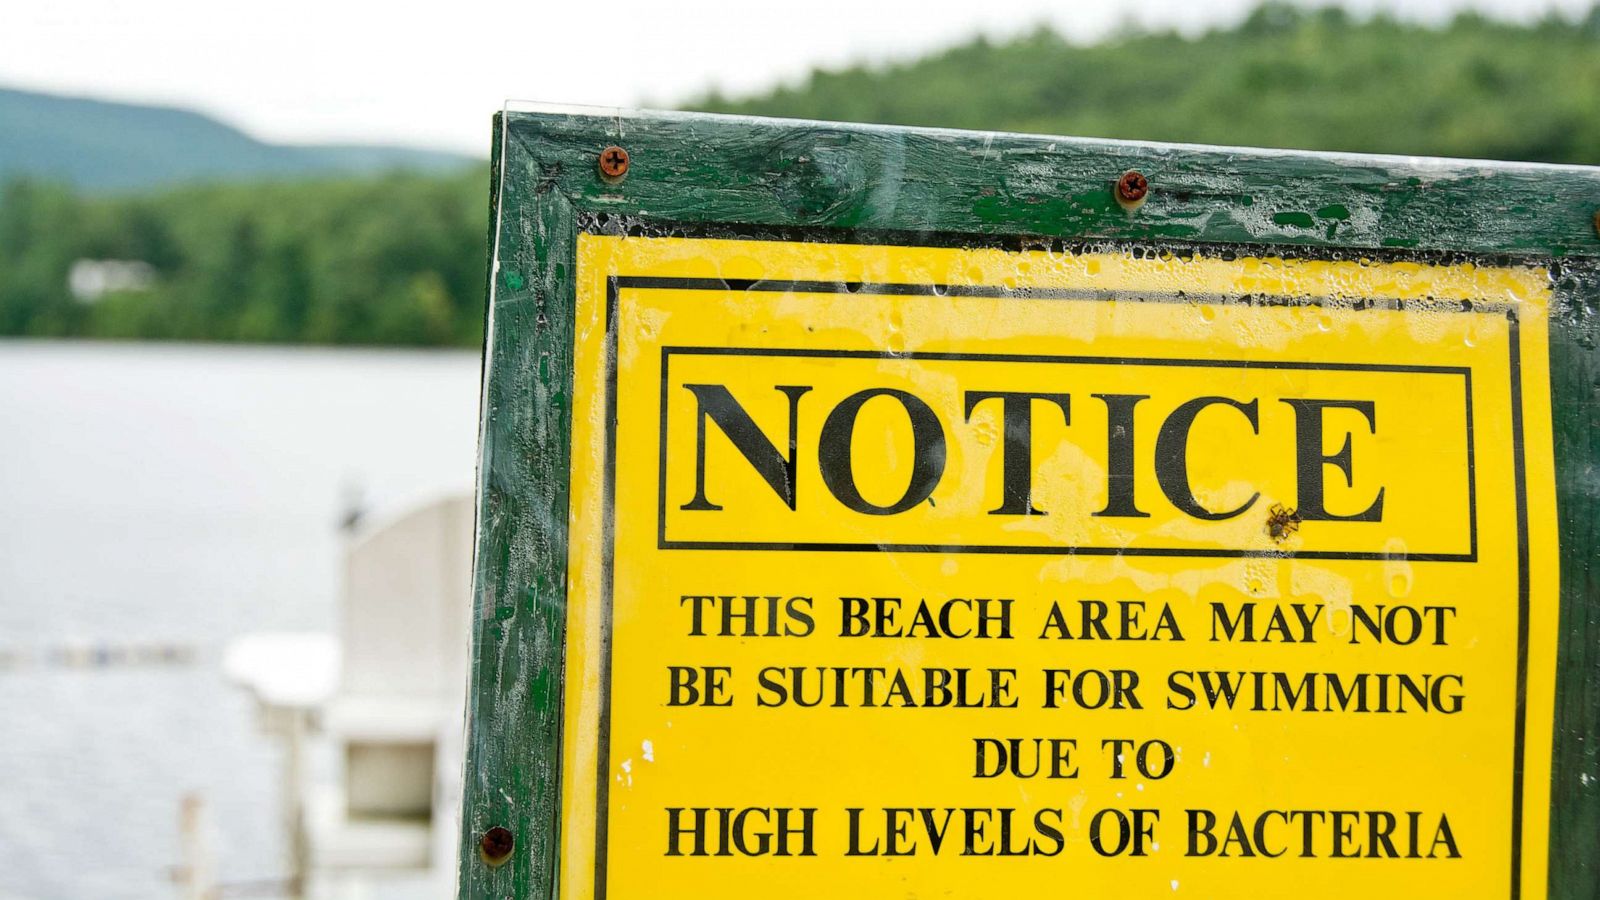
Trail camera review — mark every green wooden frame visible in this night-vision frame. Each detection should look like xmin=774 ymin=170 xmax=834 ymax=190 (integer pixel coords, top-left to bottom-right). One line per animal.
xmin=459 ymin=105 xmax=1600 ymax=900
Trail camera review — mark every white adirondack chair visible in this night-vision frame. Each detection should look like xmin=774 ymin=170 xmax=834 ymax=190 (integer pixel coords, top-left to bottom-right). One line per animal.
xmin=226 ymin=494 xmax=474 ymax=899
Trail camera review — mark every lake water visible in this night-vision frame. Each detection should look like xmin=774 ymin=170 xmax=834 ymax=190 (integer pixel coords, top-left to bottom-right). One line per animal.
xmin=0 ymin=341 xmax=482 ymax=899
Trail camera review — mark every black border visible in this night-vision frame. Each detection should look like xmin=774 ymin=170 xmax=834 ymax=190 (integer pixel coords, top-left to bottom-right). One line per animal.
xmin=1507 ymin=311 xmax=1531 ymax=895
xmin=654 ymin=339 xmax=1478 ymax=561
xmin=587 ymin=234 xmax=1533 ymax=900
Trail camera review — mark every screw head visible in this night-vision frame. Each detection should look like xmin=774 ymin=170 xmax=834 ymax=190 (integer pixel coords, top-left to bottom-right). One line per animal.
xmin=599 ymin=145 xmax=630 ymax=179
xmin=1116 ymin=170 xmax=1149 ymax=205
xmin=480 ymin=826 xmax=515 ymax=867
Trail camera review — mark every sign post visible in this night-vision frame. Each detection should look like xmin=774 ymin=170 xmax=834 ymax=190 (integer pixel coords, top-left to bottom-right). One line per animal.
xmin=459 ymin=107 xmax=1600 ymax=899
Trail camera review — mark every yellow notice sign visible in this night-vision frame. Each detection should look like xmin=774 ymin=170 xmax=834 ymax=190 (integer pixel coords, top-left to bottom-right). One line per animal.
xmin=558 ymin=234 xmax=1559 ymax=900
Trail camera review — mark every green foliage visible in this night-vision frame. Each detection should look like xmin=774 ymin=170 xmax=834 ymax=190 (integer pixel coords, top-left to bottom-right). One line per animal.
xmin=3 ymin=5 xmax=1598 ymax=346
xmin=0 ymin=171 xmax=490 ymax=346
xmin=696 ymin=3 xmax=1600 ymax=166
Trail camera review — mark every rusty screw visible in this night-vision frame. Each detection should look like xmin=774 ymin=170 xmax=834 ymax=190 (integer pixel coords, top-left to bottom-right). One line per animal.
xmin=1116 ymin=170 xmax=1149 ymax=207
xmin=480 ymin=826 xmax=515 ymax=867
xmin=599 ymin=145 xmax=630 ymax=180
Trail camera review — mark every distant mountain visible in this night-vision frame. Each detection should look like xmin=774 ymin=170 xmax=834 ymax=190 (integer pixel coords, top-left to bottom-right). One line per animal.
xmin=0 ymin=87 xmax=477 ymax=191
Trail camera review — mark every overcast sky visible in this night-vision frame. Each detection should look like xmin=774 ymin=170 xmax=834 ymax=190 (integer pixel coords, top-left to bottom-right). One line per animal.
xmin=1 ymin=0 xmax=1590 ymax=155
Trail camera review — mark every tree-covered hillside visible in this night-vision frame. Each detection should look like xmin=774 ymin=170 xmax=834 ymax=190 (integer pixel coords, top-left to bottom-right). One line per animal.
xmin=699 ymin=3 xmax=1600 ymax=166
xmin=4 ymin=4 xmax=1599 ymax=347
